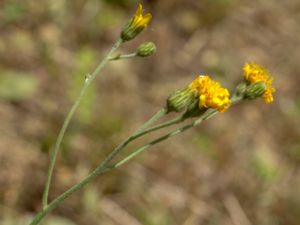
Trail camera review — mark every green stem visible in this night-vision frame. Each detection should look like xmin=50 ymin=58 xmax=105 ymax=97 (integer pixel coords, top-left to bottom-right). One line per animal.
xmin=29 ymin=107 xmax=167 ymax=225
xmin=114 ymin=111 xmax=216 ymax=168
xmin=30 ymin=165 xmax=113 ymax=225
xmin=133 ymin=108 xmax=167 ymax=134
xmin=114 ymin=97 xmax=243 ymax=168
xmin=30 ymin=94 xmax=243 ymax=225
xmin=42 ymin=38 xmax=123 ymax=208
xmin=92 ymin=108 xmax=168 ymax=168
xmin=109 ymin=52 xmax=137 ymax=61
xmin=131 ymin=114 xmax=184 ymax=140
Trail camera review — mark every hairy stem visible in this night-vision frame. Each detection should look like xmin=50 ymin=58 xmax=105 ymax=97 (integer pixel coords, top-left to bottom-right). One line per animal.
xmin=31 ymin=91 xmax=243 ymax=225
xmin=109 ymin=52 xmax=137 ymax=61
xmin=42 ymin=38 xmax=123 ymax=208
xmin=30 ymin=107 xmax=167 ymax=225
xmin=114 ymin=96 xmax=243 ymax=168
xmin=30 ymin=165 xmax=112 ymax=225
xmin=114 ymin=110 xmax=217 ymax=168
xmin=130 ymin=114 xmax=184 ymax=140
xmin=133 ymin=108 xmax=168 ymax=134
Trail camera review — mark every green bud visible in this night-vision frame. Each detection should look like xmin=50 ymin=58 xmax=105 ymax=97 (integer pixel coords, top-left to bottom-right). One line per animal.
xmin=245 ymin=81 xmax=267 ymax=99
xmin=121 ymin=21 xmax=144 ymax=41
xmin=137 ymin=42 xmax=156 ymax=57
xmin=234 ymin=82 xmax=247 ymax=97
xmin=182 ymin=100 xmax=207 ymax=120
xmin=166 ymin=87 xmax=197 ymax=113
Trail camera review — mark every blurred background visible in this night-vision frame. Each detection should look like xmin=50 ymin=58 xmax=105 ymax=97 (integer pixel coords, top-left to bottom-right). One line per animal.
xmin=0 ymin=0 xmax=300 ymax=224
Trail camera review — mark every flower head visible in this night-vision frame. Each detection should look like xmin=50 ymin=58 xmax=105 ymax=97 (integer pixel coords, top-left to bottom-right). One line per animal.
xmin=166 ymin=75 xmax=231 ymax=114
xmin=121 ymin=4 xmax=152 ymax=41
xmin=243 ymin=62 xmax=275 ymax=103
xmin=190 ymin=76 xmax=231 ymax=112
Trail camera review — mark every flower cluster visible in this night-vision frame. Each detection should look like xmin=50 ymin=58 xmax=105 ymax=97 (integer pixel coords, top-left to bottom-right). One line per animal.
xmin=167 ymin=75 xmax=231 ymax=114
xmin=121 ymin=4 xmax=152 ymax=41
xmin=243 ymin=63 xmax=275 ymax=103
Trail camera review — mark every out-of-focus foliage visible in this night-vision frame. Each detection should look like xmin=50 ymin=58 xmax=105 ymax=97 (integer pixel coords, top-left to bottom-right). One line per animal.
xmin=1 ymin=0 xmax=300 ymax=225
xmin=0 ymin=71 xmax=37 ymax=101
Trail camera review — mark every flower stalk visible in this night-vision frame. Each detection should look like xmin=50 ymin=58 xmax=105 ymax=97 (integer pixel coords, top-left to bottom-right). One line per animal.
xmin=113 ymin=95 xmax=243 ymax=168
xmin=29 ymin=108 xmax=167 ymax=225
xmin=41 ymin=3 xmax=154 ymax=213
xmin=31 ymin=80 xmax=248 ymax=225
xmin=109 ymin=52 xmax=137 ymax=61
xmin=42 ymin=38 xmax=123 ymax=209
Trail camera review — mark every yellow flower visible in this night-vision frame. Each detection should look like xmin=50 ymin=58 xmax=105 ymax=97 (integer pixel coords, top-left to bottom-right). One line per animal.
xmin=189 ymin=76 xmax=231 ymax=112
xmin=132 ymin=4 xmax=152 ymax=28
xmin=121 ymin=4 xmax=152 ymax=41
xmin=243 ymin=63 xmax=275 ymax=103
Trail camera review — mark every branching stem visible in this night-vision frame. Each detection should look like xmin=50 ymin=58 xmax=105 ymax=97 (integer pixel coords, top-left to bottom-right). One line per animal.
xmin=42 ymin=38 xmax=123 ymax=208
xmin=30 ymin=107 xmax=167 ymax=225
xmin=113 ymin=96 xmax=243 ymax=168
xmin=109 ymin=52 xmax=137 ymax=61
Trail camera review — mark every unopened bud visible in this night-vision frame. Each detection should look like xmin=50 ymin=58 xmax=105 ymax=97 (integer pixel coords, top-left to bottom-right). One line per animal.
xmin=137 ymin=42 xmax=156 ymax=57
xmin=245 ymin=81 xmax=267 ymax=100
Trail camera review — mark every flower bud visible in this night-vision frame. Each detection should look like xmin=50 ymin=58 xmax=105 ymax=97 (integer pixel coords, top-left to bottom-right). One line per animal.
xmin=137 ymin=42 xmax=156 ymax=57
xmin=182 ymin=100 xmax=207 ymax=119
xmin=245 ymin=81 xmax=267 ymax=100
xmin=166 ymin=87 xmax=198 ymax=113
xmin=121 ymin=4 xmax=152 ymax=42
xmin=234 ymin=82 xmax=247 ymax=98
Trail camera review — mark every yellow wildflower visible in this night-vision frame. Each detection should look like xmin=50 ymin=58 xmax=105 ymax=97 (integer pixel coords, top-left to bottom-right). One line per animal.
xmin=189 ymin=76 xmax=231 ymax=112
xmin=132 ymin=4 xmax=152 ymax=29
xmin=243 ymin=63 xmax=275 ymax=103
xmin=121 ymin=4 xmax=152 ymax=41
xmin=167 ymin=75 xmax=231 ymax=114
